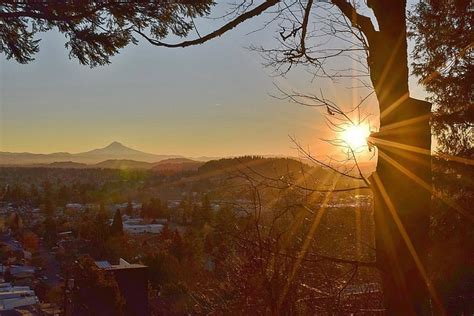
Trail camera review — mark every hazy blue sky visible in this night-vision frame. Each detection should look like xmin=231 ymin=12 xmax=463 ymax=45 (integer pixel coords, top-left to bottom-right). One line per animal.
xmin=0 ymin=3 xmax=425 ymax=157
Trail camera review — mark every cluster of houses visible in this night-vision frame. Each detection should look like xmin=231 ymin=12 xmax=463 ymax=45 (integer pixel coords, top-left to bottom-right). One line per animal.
xmin=0 ymin=240 xmax=61 ymax=315
xmin=120 ymin=216 xmax=165 ymax=235
xmin=0 ymin=264 xmax=47 ymax=313
xmin=0 ymin=197 xmax=232 ymax=314
xmin=0 ymin=281 xmax=39 ymax=312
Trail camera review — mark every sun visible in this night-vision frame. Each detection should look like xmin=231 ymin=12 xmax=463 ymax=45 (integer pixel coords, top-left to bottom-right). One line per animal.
xmin=341 ymin=124 xmax=370 ymax=149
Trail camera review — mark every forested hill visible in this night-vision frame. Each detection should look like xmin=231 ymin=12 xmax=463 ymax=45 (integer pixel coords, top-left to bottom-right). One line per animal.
xmin=194 ymin=156 xmax=364 ymax=190
xmin=198 ymin=156 xmax=312 ymax=175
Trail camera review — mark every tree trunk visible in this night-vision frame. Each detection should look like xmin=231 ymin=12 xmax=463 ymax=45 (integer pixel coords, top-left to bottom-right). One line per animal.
xmin=370 ymin=97 xmax=432 ymax=315
xmin=365 ymin=1 xmax=433 ymax=314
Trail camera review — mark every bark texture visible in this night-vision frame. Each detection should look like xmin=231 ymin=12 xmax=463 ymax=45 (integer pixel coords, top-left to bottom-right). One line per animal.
xmin=367 ymin=1 xmax=433 ymax=314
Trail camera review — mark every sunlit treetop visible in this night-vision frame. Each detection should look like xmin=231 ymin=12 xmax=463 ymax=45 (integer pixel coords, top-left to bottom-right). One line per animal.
xmin=0 ymin=1 xmax=214 ymax=67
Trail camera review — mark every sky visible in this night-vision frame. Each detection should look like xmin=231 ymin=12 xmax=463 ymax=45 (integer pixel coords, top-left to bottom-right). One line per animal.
xmin=0 ymin=2 xmax=426 ymax=158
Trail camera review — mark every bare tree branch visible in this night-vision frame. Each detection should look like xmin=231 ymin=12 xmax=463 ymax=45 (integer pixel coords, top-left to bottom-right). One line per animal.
xmin=135 ymin=0 xmax=280 ymax=48
xmin=330 ymin=0 xmax=377 ymax=42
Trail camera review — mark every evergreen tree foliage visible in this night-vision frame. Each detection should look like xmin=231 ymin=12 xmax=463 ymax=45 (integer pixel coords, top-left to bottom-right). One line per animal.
xmin=0 ymin=1 xmax=214 ymax=66
xmin=410 ymin=0 xmax=473 ymax=157
xmin=111 ymin=209 xmax=123 ymax=236
xmin=125 ymin=201 xmax=134 ymax=216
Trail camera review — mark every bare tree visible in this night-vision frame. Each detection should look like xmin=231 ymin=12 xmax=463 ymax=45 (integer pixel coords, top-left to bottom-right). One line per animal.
xmin=135 ymin=2 xmax=440 ymax=313
xmin=192 ymin=160 xmax=381 ymax=314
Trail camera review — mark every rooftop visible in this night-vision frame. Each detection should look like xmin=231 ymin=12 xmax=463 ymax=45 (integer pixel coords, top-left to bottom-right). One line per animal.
xmin=95 ymin=258 xmax=146 ymax=271
xmin=0 ymin=283 xmax=38 ymax=311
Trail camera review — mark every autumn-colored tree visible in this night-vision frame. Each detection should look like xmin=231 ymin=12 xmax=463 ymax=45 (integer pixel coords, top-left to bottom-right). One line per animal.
xmin=21 ymin=231 xmax=39 ymax=252
xmin=45 ymin=285 xmax=63 ymax=306
xmin=41 ymin=197 xmax=55 ymax=217
xmin=7 ymin=212 xmax=23 ymax=233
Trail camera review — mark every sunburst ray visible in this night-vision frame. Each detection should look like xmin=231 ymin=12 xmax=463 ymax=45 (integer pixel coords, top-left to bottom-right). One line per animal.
xmin=278 ymin=173 xmax=342 ymax=308
xmin=372 ymin=173 xmax=444 ymax=313
xmin=370 ymin=137 xmax=474 ymax=166
xmin=378 ymin=150 xmax=473 ymax=222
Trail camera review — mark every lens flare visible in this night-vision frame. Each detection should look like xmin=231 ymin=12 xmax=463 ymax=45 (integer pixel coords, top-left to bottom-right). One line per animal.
xmin=341 ymin=124 xmax=370 ymax=149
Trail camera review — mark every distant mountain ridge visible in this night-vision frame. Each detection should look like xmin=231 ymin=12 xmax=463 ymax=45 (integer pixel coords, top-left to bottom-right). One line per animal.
xmin=0 ymin=142 xmax=183 ymax=165
xmin=0 ymin=142 xmax=375 ymax=175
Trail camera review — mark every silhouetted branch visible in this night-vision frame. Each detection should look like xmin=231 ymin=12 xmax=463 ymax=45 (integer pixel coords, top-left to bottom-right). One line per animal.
xmin=237 ymin=161 xmax=369 ymax=191
xmin=330 ymin=0 xmax=376 ymax=42
xmin=135 ymin=0 xmax=280 ymax=48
